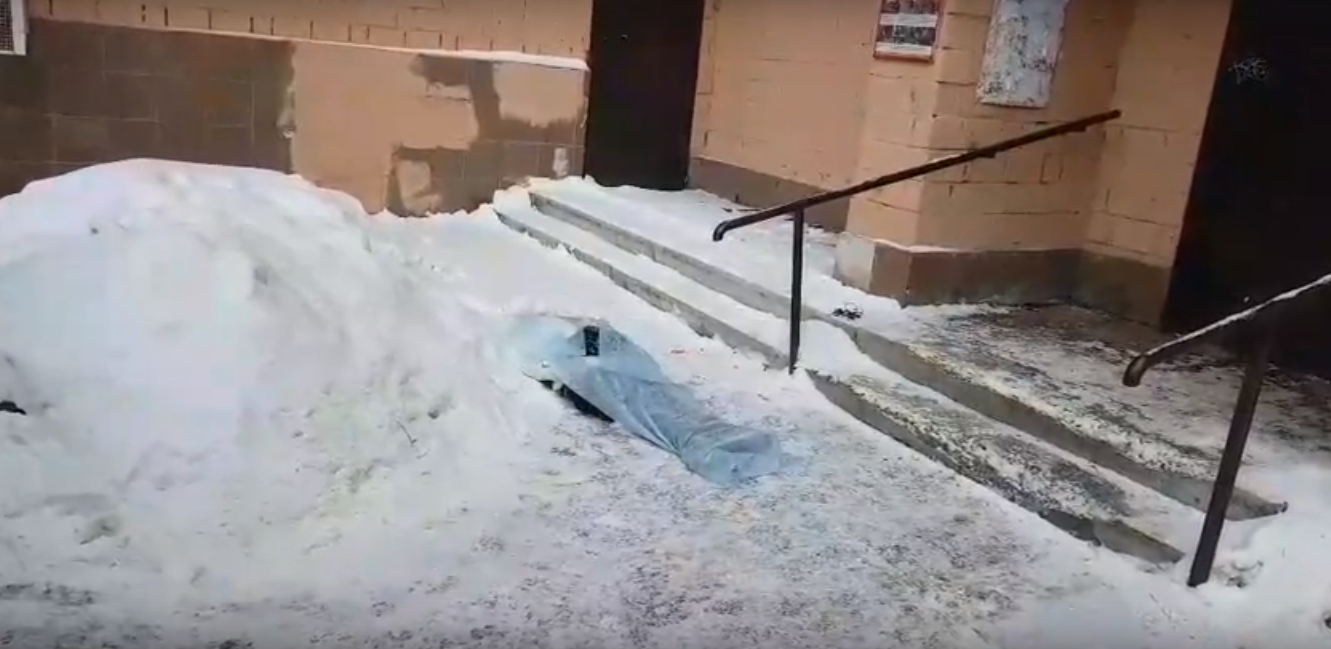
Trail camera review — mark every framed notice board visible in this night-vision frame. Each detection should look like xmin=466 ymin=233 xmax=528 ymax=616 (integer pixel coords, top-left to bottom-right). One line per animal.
xmin=874 ymin=0 xmax=942 ymax=61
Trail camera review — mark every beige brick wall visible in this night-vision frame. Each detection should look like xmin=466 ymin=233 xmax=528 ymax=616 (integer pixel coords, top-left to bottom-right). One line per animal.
xmin=12 ymin=0 xmax=589 ymax=216
xmin=704 ymin=0 xmax=1229 ymax=270
xmin=842 ymin=3 xmax=938 ymax=248
xmin=849 ymin=0 xmax=1132 ymax=251
xmin=1083 ymin=0 xmax=1231 ymax=269
xmin=693 ymin=0 xmax=880 ymax=191
xmin=690 ymin=0 xmax=718 ymax=157
xmin=842 ymin=56 xmax=940 ymax=245
xmin=27 ymin=0 xmax=590 ymax=57
xmin=289 ymin=42 xmax=587 ymax=214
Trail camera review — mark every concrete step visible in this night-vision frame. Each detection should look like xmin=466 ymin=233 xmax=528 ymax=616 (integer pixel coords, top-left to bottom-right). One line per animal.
xmin=494 ymin=192 xmax=1198 ymax=565
xmin=524 ymin=184 xmax=1285 ymax=522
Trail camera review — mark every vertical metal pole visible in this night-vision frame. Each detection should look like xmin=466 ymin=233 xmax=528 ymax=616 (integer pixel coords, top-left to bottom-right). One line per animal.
xmin=1187 ymin=326 xmax=1275 ymax=587
xmin=787 ymin=209 xmax=806 ymax=374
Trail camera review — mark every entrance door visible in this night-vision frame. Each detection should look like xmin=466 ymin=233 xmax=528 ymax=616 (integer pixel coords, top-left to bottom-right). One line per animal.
xmin=1165 ymin=0 xmax=1331 ymax=373
xmin=582 ymin=0 xmax=705 ymax=190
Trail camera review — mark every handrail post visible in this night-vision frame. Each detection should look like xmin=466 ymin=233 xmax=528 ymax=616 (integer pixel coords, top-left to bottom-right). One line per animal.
xmin=787 ymin=208 xmax=806 ymax=373
xmin=1187 ymin=325 xmax=1276 ymax=587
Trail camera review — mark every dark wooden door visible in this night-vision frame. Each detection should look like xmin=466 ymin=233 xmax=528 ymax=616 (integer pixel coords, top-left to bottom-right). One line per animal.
xmin=1166 ymin=0 xmax=1331 ymax=373
xmin=582 ymin=0 xmax=705 ymax=190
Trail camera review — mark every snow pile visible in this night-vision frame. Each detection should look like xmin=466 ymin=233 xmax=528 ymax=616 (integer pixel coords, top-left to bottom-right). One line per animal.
xmin=0 ymin=164 xmax=1098 ymax=647
xmin=4 ymin=161 xmax=1330 ymax=647
xmin=0 ymin=161 xmax=539 ymax=606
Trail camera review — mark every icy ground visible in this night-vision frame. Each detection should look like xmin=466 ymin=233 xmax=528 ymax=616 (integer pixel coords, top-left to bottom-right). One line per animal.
xmin=0 ymin=161 xmax=1321 ymax=648
xmin=531 ymin=177 xmax=1331 ymax=646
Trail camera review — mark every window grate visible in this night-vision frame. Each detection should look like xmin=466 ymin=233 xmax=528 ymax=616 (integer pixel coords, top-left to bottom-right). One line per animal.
xmin=0 ymin=1 xmax=13 ymax=54
xmin=0 ymin=0 xmax=24 ymax=56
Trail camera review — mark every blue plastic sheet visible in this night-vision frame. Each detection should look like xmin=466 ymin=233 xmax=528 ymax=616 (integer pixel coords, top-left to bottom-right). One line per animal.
xmin=509 ymin=315 xmax=784 ymax=485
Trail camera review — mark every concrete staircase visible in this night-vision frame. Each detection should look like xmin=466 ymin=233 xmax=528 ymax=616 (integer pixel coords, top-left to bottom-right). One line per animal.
xmin=493 ymin=184 xmax=1290 ymax=566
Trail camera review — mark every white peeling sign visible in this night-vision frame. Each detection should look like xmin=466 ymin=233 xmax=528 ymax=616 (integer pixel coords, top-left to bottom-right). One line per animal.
xmin=976 ymin=0 xmax=1072 ymax=108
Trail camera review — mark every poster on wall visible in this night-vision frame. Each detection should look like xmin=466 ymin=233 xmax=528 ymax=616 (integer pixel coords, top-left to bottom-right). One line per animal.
xmin=875 ymin=0 xmax=942 ymax=61
xmin=976 ymin=0 xmax=1072 ymax=107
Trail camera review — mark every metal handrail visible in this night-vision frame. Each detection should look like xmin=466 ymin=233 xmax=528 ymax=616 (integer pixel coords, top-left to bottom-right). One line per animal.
xmin=709 ymin=110 xmax=1123 ymax=373
xmin=712 ymin=110 xmax=1122 ymax=243
xmin=1122 ymin=273 xmax=1331 ymax=587
xmin=1124 ymin=275 xmax=1331 ymax=385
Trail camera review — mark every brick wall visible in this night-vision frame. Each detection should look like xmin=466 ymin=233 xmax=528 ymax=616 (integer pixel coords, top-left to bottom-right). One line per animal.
xmin=837 ymin=0 xmax=1133 ymax=252
xmin=842 ymin=55 xmax=943 ymax=245
xmin=698 ymin=0 xmax=877 ymax=190
xmin=26 ymin=0 xmax=591 ymax=56
xmin=289 ymin=42 xmax=586 ymax=214
xmin=688 ymin=0 xmax=879 ymax=229
xmin=1075 ymin=0 xmax=1231 ymax=321
xmin=1083 ymin=0 xmax=1230 ymax=269
xmin=0 ymin=19 xmax=291 ymax=197
xmin=1 ymin=2 xmax=590 ymax=213
xmin=833 ymin=0 xmax=1233 ymax=317
xmin=833 ymin=0 xmax=1232 ymax=309
xmin=908 ymin=0 xmax=1130 ymax=251
xmin=689 ymin=0 xmax=717 ymax=161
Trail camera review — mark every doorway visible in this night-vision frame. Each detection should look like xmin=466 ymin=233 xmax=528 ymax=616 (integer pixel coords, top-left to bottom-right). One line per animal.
xmin=581 ymin=0 xmax=706 ymax=190
xmin=1165 ymin=0 xmax=1331 ymax=374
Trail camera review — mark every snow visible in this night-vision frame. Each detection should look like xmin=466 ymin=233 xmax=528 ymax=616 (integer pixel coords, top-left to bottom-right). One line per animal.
xmin=0 ymin=160 xmax=1329 ymax=647
xmin=523 ymin=175 xmax=1327 ymax=482
xmin=516 ymin=177 xmax=1331 ymax=647
xmin=0 ymin=161 xmax=535 ymax=600
xmin=887 ymin=304 xmax=1331 ymax=519
xmin=591 ymin=185 xmax=840 ymax=276
xmin=529 ymin=177 xmax=960 ymax=331
xmin=900 ymin=312 xmax=1331 ymax=642
xmin=443 ymin=49 xmax=588 ymax=70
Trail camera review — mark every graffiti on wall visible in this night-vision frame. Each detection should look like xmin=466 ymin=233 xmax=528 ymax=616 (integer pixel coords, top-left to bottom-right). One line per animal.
xmin=976 ymin=0 xmax=1071 ymax=108
xmin=1228 ymin=55 xmax=1270 ymax=85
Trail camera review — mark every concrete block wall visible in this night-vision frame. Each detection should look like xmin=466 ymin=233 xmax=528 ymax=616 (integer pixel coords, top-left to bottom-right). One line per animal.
xmin=0 ymin=19 xmax=294 ymax=197
xmin=841 ymin=0 xmax=1131 ymax=254
xmin=842 ymin=41 xmax=945 ymax=246
xmin=689 ymin=0 xmax=717 ymax=159
xmin=26 ymin=0 xmax=590 ymax=56
xmin=1078 ymin=0 xmax=1232 ymax=321
xmin=2 ymin=0 xmax=592 ymax=214
xmin=835 ymin=0 xmax=1134 ymax=304
xmin=833 ymin=0 xmax=1234 ymax=318
xmin=1092 ymin=0 xmax=1231 ymax=259
xmin=687 ymin=0 xmax=880 ymax=230
xmin=913 ymin=0 xmax=1131 ymax=252
xmin=701 ymin=0 xmax=877 ymax=190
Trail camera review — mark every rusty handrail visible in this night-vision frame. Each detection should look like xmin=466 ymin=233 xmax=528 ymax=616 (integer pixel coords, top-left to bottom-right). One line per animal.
xmin=1123 ymin=273 xmax=1331 ymax=587
xmin=709 ymin=110 xmax=1123 ymax=374
xmin=711 ymin=110 xmax=1122 ymax=243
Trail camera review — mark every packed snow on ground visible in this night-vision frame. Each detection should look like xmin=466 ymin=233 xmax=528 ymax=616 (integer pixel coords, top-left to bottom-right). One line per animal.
xmin=590 ymin=183 xmax=840 ymax=277
xmin=528 ymin=177 xmax=991 ymax=334
xmin=0 ymin=160 xmax=1324 ymax=648
xmin=524 ymin=176 xmax=1331 ymax=647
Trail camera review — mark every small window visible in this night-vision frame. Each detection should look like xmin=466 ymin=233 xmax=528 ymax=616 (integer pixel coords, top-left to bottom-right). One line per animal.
xmin=1 ymin=0 xmax=27 ymax=56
